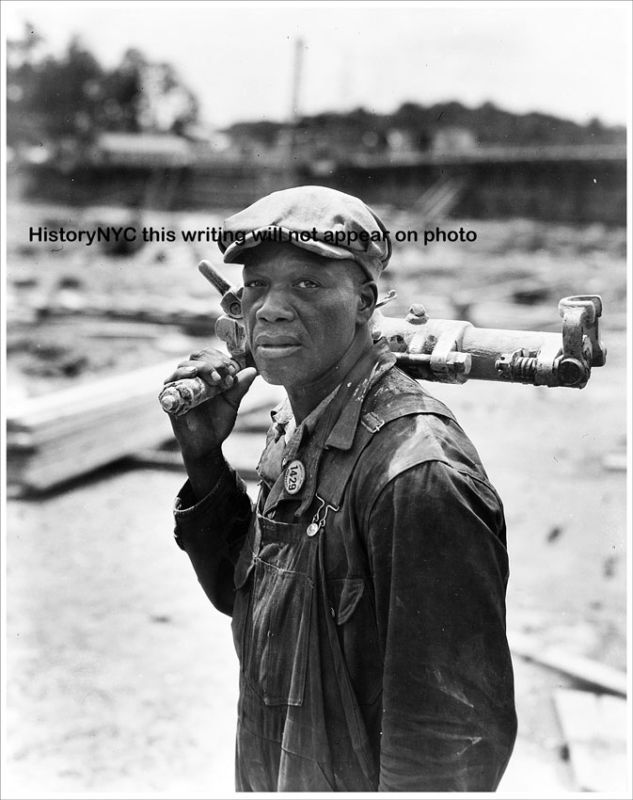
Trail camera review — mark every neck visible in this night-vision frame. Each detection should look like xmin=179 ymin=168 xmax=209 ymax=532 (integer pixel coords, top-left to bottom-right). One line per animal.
xmin=287 ymin=328 xmax=374 ymax=423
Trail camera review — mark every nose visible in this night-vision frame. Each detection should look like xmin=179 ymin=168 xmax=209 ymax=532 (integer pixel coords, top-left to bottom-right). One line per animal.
xmin=255 ymin=287 xmax=295 ymax=323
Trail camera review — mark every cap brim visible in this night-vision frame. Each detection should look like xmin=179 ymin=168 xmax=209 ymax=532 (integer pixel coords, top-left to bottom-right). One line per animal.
xmin=222 ymin=227 xmax=379 ymax=281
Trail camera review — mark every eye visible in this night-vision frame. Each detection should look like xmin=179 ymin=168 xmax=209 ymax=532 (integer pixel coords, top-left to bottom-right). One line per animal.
xmin=243 ymin=279 xmax=266 ymax=289
xmin=295 ymin=279 xmax=320 ymax=289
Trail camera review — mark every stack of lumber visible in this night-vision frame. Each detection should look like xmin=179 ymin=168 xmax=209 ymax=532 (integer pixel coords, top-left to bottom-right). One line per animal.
xmin=7 ymin=365 xmax=284 ymax=495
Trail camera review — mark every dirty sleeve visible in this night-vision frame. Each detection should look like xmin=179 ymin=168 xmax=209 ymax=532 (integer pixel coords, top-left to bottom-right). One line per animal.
xmin=173 ymin=459 xmax=253 ymax=616
xmin=366 ymin=460 xmax=517 ymax=791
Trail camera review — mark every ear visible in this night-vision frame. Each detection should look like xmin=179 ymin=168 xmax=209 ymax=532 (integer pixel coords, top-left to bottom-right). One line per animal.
xmin=356 ymin=280 xmax=378 ymax=323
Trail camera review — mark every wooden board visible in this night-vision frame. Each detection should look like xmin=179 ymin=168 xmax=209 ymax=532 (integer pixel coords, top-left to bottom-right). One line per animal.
xmin=7 ymin=365 xmax=284 ymax=494
xmin=509 ymin=631 xmax=627 ymax=696
xmin=554 ymin=689 xmax=629 ymax=793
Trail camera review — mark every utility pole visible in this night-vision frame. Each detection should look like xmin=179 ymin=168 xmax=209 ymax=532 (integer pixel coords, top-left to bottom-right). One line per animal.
xmin=288 ymin=36 xmax=304 ymax=169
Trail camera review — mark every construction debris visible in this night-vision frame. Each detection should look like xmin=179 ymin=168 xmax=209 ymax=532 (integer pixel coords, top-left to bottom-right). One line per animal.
xmin=509 ymin=631 xmax=627 ymax=697
xmin=554 ymin=689 xmax=628 ymax=793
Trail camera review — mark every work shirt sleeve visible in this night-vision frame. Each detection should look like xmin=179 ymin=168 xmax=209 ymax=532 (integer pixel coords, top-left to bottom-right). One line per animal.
xmin=173 ymin=459 xmax=253 ymax=616
xmin=366 ymin=460 xmax=517 ymax=791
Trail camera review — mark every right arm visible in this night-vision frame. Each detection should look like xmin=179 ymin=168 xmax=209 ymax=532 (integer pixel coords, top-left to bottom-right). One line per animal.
xmin=166 ymin=348 xmax=258 ymax=614
xmin=164 ymin=347 xmax=257 ymax=500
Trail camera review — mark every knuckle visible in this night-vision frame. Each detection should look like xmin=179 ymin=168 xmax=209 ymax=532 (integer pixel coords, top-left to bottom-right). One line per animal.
xmin=188 ymin=348 xmax=226 ymax=366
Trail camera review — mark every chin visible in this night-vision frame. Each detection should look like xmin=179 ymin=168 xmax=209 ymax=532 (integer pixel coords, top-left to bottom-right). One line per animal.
xmin=258 ymin=363 xmax=306 ymax=391
xmin=255 ymin=363 xmax=290 ymax=386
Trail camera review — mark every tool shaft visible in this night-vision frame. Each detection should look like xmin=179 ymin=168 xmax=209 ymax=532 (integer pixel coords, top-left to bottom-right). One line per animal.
xmin=198 ymin=260 xmax=231 ymax=295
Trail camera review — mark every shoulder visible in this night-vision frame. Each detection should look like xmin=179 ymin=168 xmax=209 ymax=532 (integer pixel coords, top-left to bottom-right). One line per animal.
xmin=365 ymin=362 xmax=456 ymax=422
xmin=350 ymin=366 xmax=500 ymax=506
xmin=363 ymin=366 xmax=486 ymax=476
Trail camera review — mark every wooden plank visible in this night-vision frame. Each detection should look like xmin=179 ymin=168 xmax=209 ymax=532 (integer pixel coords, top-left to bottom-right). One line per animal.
xmin=554 ymin=689 xmax=629 ymax=793
xmin=6 ymin=362 xmax=176 ymax=430
xmin=8 ymin=389 xmax=168 ymax=446
xmin=7 ymin=366 xmax=281 ymax=434
xmin=509 ymin=631 xmax=627 ymax=696
xmin=7 ymin=366 xmax=284 ymax=493
xmin=8 ymin=404 xmax=172 ymax=491
xmin=7 ymin=374 xmax=281 ymax=447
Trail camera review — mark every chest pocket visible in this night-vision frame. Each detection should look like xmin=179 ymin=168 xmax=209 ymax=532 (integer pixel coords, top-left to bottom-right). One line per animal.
xmin=232 ymin=515 xmax=315 ymax=707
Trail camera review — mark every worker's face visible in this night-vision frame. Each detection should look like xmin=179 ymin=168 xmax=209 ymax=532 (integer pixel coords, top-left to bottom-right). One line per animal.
xmin=241 ymin=243 xmax=373 ymax=391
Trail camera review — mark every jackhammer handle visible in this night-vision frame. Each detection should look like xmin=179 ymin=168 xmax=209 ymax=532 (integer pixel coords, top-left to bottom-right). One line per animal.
xmin=198 ymin=260 xmax=231 ymax=296
xmin=159 ymin=356 xmax=245 ymax=416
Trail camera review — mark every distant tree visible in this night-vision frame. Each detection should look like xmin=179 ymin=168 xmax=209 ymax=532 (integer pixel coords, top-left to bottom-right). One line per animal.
xmin=222 ymin=99 xmax=624 ymax=160
xmin=99 ymin=47 xmax=146 ymax=133
xmin=587 ymin=117 xmax=604 ymax=138
xmin=7 ymin=26 xmax=200 ymax=148
xmin=224 ymin=120 xmax=283 ymax=147
xmin=141 ymin=61 xmax=199 ymax=134
xmin=6 ymin=20 xmax=44 ymax=66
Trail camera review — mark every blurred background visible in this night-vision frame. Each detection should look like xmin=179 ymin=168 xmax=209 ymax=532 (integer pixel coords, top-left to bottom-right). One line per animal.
xmin=3 ymin=1 xmax=630 ymax=796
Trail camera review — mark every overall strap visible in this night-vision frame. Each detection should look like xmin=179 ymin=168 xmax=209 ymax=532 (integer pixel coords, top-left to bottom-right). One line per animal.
xmin=316 ymin=394 xmax=448 ymax=510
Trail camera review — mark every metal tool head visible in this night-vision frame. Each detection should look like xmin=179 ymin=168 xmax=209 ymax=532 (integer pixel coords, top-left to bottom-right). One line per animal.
xmin=559 ymin=295 xmax=607 ymax=369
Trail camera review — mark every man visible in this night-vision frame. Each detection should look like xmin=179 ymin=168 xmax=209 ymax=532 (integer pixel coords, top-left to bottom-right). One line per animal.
xmin=167 ymin=186 xmax=517 ymax=791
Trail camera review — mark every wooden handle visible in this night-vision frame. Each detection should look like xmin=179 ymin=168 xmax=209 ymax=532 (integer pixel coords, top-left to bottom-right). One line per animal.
xmin=198 ymin=260 xmax=231 ymax=296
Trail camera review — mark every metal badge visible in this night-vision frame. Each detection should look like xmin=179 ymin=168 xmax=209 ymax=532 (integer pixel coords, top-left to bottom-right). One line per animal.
xmin=306 ymin=495 xmax=340 ymax=537
xmin=284 ymin=460 xmax=305 ymax=494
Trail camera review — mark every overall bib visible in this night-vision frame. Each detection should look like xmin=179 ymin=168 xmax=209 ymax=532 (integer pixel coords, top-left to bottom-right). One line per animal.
xmin=231 ymin=502 xmax=378 ymax=790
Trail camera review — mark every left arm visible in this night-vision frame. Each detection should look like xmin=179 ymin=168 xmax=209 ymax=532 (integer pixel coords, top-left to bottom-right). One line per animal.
xmin=366 ymin=461 xmax=517 ymax=791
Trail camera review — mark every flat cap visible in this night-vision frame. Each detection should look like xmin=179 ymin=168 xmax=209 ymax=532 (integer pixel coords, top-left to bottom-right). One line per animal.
xmin=219 ymin=185 xmax=391 ymax=280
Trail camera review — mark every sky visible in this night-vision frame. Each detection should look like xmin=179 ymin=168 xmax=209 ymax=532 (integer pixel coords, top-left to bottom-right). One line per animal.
xmin=2 ymin=0 xmax=631 ymax=129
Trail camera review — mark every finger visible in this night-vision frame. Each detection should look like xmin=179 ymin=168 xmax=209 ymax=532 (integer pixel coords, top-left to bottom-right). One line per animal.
xmin=165 ymin=354 xmax=238 ymax=386
xmin=178 ymin=354 xmax=207 ymax=367
xmin=177 ymin=347 xmax=226 ymax=365
xmin=188 ymin=348 xmax=233 ymax=364
xmin=222 ymin=367 xmax=258 ymax=410
xmin=163 ymin=364 xmax=199 ymax=384
xmin=193 ymin=362 xmax=230 ymax=387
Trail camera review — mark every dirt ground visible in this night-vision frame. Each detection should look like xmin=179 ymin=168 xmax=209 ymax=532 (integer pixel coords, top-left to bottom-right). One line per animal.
xmin=3 ymin=201 xmax=630 ymax=797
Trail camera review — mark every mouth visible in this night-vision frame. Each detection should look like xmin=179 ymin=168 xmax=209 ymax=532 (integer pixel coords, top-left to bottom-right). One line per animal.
xmin=254 ymin=334 xmax=302 ymax=356
xmin=255 ymin=343 xmax=302 ymax=357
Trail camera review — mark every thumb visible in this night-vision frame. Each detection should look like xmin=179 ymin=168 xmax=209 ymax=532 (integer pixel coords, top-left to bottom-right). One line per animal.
xmin=223 ymin=367 xmax=258 ymax=409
